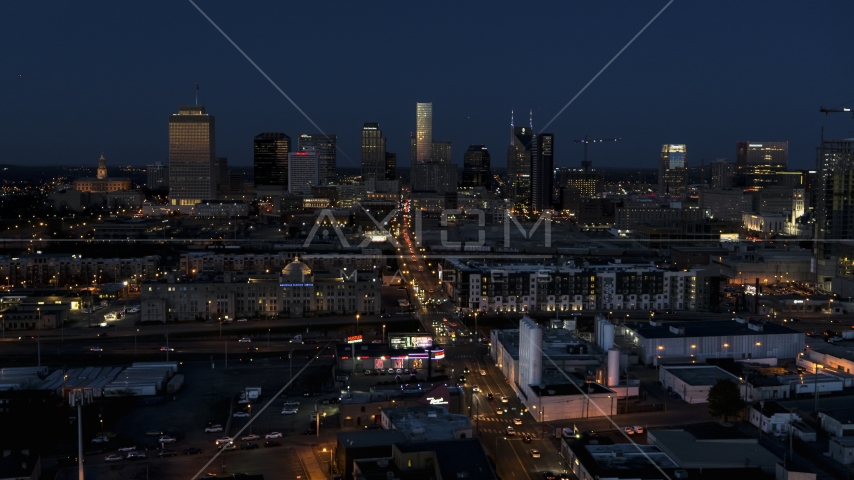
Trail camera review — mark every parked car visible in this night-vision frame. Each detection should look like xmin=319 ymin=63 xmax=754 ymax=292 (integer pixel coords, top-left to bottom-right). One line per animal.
xmin=89 ymin=347 xmax=103 ymax=352
xmin=238 ymin=338 xmax=252 ymax=343
xmin=240 ymin=434 xmax=260 ymax=441
xmin=264 ymin=440 xmax=281 ymax=448
xmin=239 ymin=443 xmax=259 ymax=450
xmin=158 ymin=449 xmax=177 ymax=457
xmin=622 ymin=427 xmax=635 ymax=435
xmin=264 ymin=432 xmax=283 ymax=439
xmin=145 ymin=430 xmax=163 ymax=436
xmin=281 ymin=407 xmax=298 ymax=415
xmin=104 ymin=454 xmax=123 ymax=462
xmin=184 ymin=447 xmax=203 ymax=455
xmin=117 ymin=446 xmax=137 ymax=452
xmin=159 ymin=436 xmax=177 ymax=444
xmin=233 ymin=412 xmax=250 ymax=418
xmin=204 ymin=425 xmax=223 ymax=433
xmin=127 ymin=451 xmax=146 ymax=460
xmin=215 ymin=437 xmax=233 ymax=445
xmin=91 ymin=436 xmax=110 ymax=443
xmin=633 ymin=426 xmax=644 ymax=434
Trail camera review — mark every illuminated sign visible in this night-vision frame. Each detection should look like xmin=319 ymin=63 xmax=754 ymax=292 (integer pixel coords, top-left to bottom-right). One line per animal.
xmin=749 ymin=144 xmax=763 ymax=148
xmin=427 ymin=397 xmax=448 ymax=405
xmin=280 ymin=283 xmax=314 ymax=287
xmin=793 ymin=300 xmax=804 ymax=304
xmin=347 ymin=335 xmax=363 ymax=344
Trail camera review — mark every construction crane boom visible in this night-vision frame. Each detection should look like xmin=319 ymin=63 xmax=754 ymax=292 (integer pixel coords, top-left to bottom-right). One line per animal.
xmin=820 ymin=106 xmax=853 ymax=116
xmin=573 ymin=135 xmax=621 ymax=170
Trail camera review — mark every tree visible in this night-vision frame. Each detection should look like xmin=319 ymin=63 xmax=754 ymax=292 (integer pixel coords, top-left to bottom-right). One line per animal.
xmin=707 ymin=378 xmax=745 ymax=422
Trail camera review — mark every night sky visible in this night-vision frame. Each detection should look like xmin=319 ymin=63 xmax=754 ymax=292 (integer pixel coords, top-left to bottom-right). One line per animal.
xmin=2 ymin=1 xmax=853 ymax=170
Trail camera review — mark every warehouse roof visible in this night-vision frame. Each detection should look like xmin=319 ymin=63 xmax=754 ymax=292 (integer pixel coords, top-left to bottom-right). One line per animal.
xmin=663 ymin=366 xmax=738 ymax=386
xmin=629 ymin=319 xmax=800 ymax=339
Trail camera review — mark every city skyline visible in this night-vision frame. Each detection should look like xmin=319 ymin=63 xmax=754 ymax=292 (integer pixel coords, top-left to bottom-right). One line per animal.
xmin=2 ymin=2 xmax=853 ymax=170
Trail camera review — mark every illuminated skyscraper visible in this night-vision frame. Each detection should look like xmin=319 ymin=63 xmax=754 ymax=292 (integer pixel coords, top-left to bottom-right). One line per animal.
xmin=658 ymin=144 xmax=688 ymax=198
xmin=168 ymin=106 xmax=216 ymax=208
xmin=508 ymin=118 xmax=534 ymax=212
xmin=530 ymin=133 xmax=554 ymax=212
xmin=288 ymin=152 xmax=319 ymax=195
xmin=432 ymin=140 xmax=452 ymax=164
xmin=298 ymin=134 xmax=337 ymax=185
xmin=254 ymin=132 xmax=290 ymax=186
xmin=361 ymin=123 xmax=386 ymax=180
xmin=416 ymin=102 xmax=433 ymax=164
xmin=462 ymin=145 xmax=491 ymax=188
xmin=815 ymin=139 xmax=854 ymax=274
xmin=736 ymin=141 xmax=788 ymax=190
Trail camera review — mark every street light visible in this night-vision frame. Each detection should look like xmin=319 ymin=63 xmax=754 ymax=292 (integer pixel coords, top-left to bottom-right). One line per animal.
xmin=321 ymin=447 xmax=333 ymax=473
xmin=356 ymin=314 xmax=360 ymax=334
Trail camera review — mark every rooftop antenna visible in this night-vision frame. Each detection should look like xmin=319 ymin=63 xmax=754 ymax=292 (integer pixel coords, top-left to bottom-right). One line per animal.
xmin=195 ymin=82 xmax=199 ymax=106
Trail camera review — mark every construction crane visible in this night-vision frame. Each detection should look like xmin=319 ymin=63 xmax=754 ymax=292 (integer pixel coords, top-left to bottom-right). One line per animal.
xmin=820 ymin=106 xmax=853 ymax=117
xmin=573 ymin=135 xmax=621 ymax=171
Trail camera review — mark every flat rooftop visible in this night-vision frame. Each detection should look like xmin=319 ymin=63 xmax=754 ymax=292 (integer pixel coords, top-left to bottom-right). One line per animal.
xmin=586 ymin=444 xmax=678 ymax=470
xmin=629 ymin=319 xmax=801 ymax=339
xmin=530 ymin=382 xmax=612 ymax=397
xmin=385 ymin=406 xmax=471 ymax=441
xmin=664 ymin=366 xmax=737 ymax=386
xmin=649 ymin=429 xmax=780 ymax=469
xmin=336 ymin=429 xmax=408 ymax=449
xmin=395 ymin=439 xmax=495 ymax=480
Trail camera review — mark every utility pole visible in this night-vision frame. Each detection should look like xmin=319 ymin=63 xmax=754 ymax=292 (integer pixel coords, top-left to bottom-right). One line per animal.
xmin=70 ymin=389 xmax=93 ymax=480
xmin=37 ymin=307 xmax=41 ymax=368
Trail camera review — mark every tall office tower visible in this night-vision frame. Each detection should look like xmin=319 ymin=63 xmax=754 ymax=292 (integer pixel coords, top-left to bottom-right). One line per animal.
xmin=658 ymin=144 xmax=688 ymax=198
xmin=432 ymin=141 xmax=452 ymax=163
xmin=254 ymin=133 xmax=290 ymax=186
xmin=530 ymin=133 xmax=555 ymax=212
xmin=287 ymin=152 xmax=319 ymax=195
xmin=361 ymin=123 xmax=387 ymax=180
xmin=385 ymin=152 xmax=397 ymax=180
xmin=168 ymin=105 xmax=216 ymax=207
xmin=147 ymin=163 xmax=169 ymax=189
xmin=462 ymin=145 xmax=491 ymax=188
xmin=415 ymin=103 xmax=433 ymax=164
xmin=298 ymin=134 xmax=337 ymax=185
xmin=710 ymin=159 xmax=735 ymax=189
xmin=508 ymin=122 xmax=534 ymax=212
xmin=815 ymin=140 xmax=854 ymax=268
xmin=736 ymin=141 xmax=788 ymax=190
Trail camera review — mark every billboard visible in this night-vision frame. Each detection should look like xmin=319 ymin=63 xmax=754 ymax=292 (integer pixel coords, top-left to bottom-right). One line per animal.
xmin=389 ymin=333 xmax=433 ymax=349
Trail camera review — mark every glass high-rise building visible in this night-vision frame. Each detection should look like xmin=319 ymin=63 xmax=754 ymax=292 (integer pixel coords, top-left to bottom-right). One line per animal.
xmin=361 ymin=123 xmax=387 ymax=180
xmin=659 ymin=144 xmax=688 ymax=198
xmin=168 ymin=106 xmax=216 ymax=207
xmin=462 ymin=145 xmax=491 ymax=189
xmin=298 ymin=133 xmax=337 ymax=185
xmin=508 ymin=126 xmax=534 ymax=212
xmin=416 ymin=103 xmax=433 ymax=164
xmin=531 ymin=134 xmax=554 ymax=212
xmin=254 ymin=132 xmax=291 ymax=186
xmin=385 ymin=152 xmax=397 ymax=180
xmin=736 ymin=141 xmax=788 ymax=190
xmin=815 ymin=139 xmax=854 ymax=265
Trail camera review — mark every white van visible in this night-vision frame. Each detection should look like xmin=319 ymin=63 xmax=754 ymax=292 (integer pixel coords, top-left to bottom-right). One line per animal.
xmin=290 ymin=335 xmax=303 ymax=344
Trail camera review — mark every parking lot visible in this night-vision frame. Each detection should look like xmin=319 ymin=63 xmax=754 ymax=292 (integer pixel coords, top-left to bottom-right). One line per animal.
xmin=53 ymin=357 xmax=338 ymax=479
